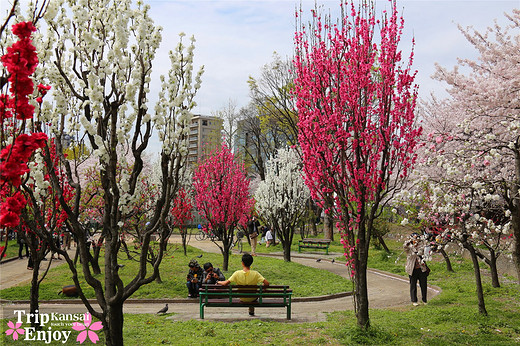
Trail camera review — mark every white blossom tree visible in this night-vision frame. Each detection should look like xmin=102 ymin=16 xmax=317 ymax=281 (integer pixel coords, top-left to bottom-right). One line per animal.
xmin=27 ymin=0 xmax=203 ymax=344
xmin=425 ymin=9 xmax=520 ymax=283
xmin=255 ymin=147 xmax=310 ymax=261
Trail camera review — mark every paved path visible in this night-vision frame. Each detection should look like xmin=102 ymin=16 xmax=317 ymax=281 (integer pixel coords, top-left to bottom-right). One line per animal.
xmin=0 ymin=236 xmax=440 ymax=322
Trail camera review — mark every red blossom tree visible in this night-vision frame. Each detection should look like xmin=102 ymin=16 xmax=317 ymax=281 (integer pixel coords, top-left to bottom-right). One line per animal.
xmin=193 ymin=144 xmax=253 ymax=270
xmin=170 ymin=187 xmax=193 ymax=256
xmin=0 ymin=21 xmax=48 ymax=259
xmin=293 ymin=0 xmax=422 ymax=328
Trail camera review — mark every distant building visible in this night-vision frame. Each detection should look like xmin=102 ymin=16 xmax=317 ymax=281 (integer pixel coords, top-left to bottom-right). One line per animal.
xmin=188 ymin=115 xmax=223 ymax=165
xmin=235 ymin=117 xmax=266 ymax=179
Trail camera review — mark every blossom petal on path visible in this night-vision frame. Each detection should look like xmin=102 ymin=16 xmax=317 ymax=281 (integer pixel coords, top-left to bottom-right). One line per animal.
xmin=88 ymin=330 xmax=99 ymax=343
xmin=76 ymin=330 xmax=87 ymax=344
xmin=89 ymin=321 xmax=103 ymax=331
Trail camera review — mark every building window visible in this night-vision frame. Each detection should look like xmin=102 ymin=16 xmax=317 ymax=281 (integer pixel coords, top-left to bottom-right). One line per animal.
xmin=202 ymin=120 xmax=208 ymax=126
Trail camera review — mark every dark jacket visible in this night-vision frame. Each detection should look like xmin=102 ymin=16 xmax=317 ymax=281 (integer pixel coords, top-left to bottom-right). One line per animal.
xmin=187 ymin=267 xmax=204 ymax=283
xmin=201 ymin=267 xmax=225 ymax=284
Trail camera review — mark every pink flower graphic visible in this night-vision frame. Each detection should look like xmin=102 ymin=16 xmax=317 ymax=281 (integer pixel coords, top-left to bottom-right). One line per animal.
xmin=5 ymin=321 xmax=24 ymax=340
xmin=72 ymin=313 xmax=103 ymax=344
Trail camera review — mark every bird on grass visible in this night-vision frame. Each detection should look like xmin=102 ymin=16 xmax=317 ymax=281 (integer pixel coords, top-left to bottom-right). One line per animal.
xmin=331 ymin=259 xmax=335 ymax=263
xmin=157 ymin=304 xmax=168 ymax=314
xmin=316 ymin=259 xmax=321 ymax=262
xmin=196 ymin=254 xmax=203 ymax=258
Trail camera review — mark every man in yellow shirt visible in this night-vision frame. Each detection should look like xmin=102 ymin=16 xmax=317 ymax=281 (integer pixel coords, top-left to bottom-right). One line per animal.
xmin=217 ymin=253 xmax=269 ymax=316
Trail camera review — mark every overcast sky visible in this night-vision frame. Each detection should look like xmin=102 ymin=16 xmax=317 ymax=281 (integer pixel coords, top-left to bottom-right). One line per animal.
xmin=144 ymin=0 xmax=519 ymax=116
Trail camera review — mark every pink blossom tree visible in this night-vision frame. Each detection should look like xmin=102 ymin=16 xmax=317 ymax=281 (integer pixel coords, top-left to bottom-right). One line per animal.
xmin=170 ymin=187 xmax=194 ymax=256
xmin=428 ymin=8 xmax=520 ymax=283
xmin=193 ymin=144 xmax=253 ymax=271
xmin=293 ymin=0 xmax=421 ymax=328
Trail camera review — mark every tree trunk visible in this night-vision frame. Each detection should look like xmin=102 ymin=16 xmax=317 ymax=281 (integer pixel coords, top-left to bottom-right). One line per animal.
xmin=439 ymin=248 xmax=454 ymax=272
xmin=91 ymin=245 xmax=102 ymax=275
xmin=104 ymin=302 xmax=124 ymax=346
xmin=282 ymin=239 xmax=291 ymax=262
xmin=354 ymin=244 xmax=370 ymax=329
xmin=512 ymin=211 xmax=520 ymax=284
xmin=488 ymin=248 xmax=500 ymax=288
xmin=311 ymin=221 xmax=317 ymax=237
xmin=324 ymin=213 xmax=334 ymax=241
xmin=29 ymin=259 xmax=41 ymax=328
xmin=377 ymin=235 xmax=390 ymax=254
xmin=181 ymin=230 xmax=187 ymax=256
xmin=222 ymin=247 xmax=229 ymax=271
xmin=463 ymin=240 xmax=488 ymax=315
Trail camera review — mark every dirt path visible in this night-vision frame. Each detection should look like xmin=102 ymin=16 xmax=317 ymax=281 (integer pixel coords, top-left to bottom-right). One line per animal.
xmin=0 ymin=236 xmax=440 ymax=322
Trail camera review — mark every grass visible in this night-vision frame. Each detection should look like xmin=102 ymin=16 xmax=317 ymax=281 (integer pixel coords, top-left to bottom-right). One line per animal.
xmin=2 ymin=230 xmax=520 ymax=345
xmin=0 ymin=245 xmax=350 ymax=300
xmin=0 ymin=239 xmax=25 ymax=260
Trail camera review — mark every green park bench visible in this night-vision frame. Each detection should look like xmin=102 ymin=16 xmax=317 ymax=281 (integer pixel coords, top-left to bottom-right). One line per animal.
xmin=199 ymin=284 xmax=292 ymax=320
xmin=298 ymin=238 xmax=331 ymax=255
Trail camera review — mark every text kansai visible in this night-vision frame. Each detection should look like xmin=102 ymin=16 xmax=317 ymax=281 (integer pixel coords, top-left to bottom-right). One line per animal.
xmin=14 ymin=310 xmax=84 ymax=326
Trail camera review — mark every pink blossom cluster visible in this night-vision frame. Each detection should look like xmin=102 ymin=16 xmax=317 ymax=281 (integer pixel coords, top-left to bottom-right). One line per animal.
xmin=193 ymin=144 xmax=253 ymax=233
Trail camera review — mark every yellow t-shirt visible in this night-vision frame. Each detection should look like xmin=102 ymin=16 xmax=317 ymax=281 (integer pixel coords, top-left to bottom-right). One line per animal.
xmin=227 ymin=269 xmax=266 ymax=302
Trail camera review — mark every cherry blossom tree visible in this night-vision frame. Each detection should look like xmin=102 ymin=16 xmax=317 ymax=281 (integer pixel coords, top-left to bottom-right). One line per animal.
xmin=170 ymin=187 xmax=193 ymax=256
xmin=429 ymin=9 xmax=520 ymax=283
xmin=193 ymin=144 xmax=253 ymax=271
xmin=293 ymin=0 xmax=421 ymax=328
xmin=255 ymin=147 xmax=310 ymax=261
xmin=21 ymin=0 xmax=204 ymax=343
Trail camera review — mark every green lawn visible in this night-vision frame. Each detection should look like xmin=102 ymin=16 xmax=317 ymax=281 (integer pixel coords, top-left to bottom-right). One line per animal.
xmin=0 ymin=245 xmax=350 ymax=300
xmin=0 ymin=239 xmax=24 ymax=260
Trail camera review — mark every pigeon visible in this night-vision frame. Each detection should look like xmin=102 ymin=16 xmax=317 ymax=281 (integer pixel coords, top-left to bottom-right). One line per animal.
xmin=316 ymin=259 xmax=321 ymax=262
xmin=196 ymin=254 xmax=203 ymax=258
xmin=157 ymin=304 xmax=168 ymax=314
xmin=331 ymin=259 xmax=335 ymax=263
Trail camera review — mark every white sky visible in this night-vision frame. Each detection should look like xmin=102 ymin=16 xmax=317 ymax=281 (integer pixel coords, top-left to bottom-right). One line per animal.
xmin=145 ymin=0 xmax=519 ymax=115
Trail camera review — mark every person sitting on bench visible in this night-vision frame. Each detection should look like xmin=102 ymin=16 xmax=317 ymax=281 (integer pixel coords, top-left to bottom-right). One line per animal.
xmin=217 ymin=253 xmax=269 ymax=316
xmin=186 ymin=259 xmax=204 ymax=298
xmin=202 ymin=262 xmax=225 ymax=285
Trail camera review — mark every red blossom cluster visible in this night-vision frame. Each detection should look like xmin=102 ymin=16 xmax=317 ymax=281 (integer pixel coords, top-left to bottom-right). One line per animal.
xmin=193 ymin=144 xmax=253 ymax=232
xmin=0 ymin=22 xmax=50 ymax=228
xmin=170 ymin=188 xmax=193 ymax=229
xmin=1 ymin=22 xmax=38 ymax=120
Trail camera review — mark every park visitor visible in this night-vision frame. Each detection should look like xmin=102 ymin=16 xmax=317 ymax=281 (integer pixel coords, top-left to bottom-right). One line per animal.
xmin=202 ymin=262 xmax=225 ymax=285
xmin=265 ymin=228 xmax=274 ymax=247
xmin=404 ymin=232 xmax=431 ymax=306
xmin=186 ymin=259 xmax=204 ymax=298
xmin=217 ymin=253 xmax=269 ymax=316
xmin=247 ymin=216 xmax=260 ymax=256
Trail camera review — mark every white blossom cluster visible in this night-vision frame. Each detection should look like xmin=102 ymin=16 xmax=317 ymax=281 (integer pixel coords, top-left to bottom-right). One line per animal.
xmin=255 ymin=148 xmax=310 ymax=228
xmin=154 ymin=33 xmax=204 ymax=156
xmin=24 ymin=0 xmax=203 ymax=216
